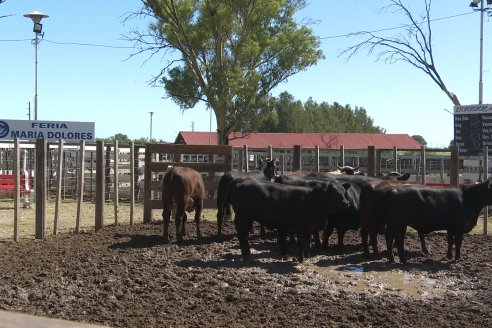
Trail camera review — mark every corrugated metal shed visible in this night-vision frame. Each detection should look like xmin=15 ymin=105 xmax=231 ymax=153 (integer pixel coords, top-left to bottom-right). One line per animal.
xmin=175 ymin=132 xmax=422 ymax=150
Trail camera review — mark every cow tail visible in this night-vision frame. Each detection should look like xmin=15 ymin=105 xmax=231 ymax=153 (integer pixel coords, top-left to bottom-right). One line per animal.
xmin=216 ymin=174 xmax=233 ymax=222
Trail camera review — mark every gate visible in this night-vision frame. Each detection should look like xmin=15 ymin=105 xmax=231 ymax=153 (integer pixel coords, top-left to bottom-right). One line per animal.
xmin=143 ymin=144 xmax=233 ymax=223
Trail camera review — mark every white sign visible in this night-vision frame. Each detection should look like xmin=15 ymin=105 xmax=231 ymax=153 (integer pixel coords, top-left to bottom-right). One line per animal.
xmin=454 ymin=104 xmax=492 ymax=115
xmin=0 ymin=119 xmax=95 ymax=141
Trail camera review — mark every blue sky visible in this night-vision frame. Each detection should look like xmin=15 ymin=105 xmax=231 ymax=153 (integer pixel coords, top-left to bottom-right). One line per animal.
xmin=1 ymin=1 xmax=490 ymax=148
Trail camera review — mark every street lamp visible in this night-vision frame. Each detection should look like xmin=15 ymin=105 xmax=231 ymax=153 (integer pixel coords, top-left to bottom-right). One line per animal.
xmin=469 ymin=1 xmax=492 ymax=104
xmin=149 ymin=111 xmax=154 ymax=142
xmin=24 ymin=11 xmax=49 ymax=121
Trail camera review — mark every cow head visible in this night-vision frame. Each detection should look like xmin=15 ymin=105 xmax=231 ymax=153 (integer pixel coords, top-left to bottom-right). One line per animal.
xmin=337 ymin=165 xmax=361 ymax=175
xmin=258 ymin=157 xmax=278 ymax=180
xmin=313 ymin=181 xmax=351 ymax=216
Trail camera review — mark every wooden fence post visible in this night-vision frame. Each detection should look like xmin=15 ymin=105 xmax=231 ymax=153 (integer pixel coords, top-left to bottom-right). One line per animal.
xmin=376 ymin=149 xmax=382 ymax=177
xmin=292 ymin=145 xmax=301 ymax=171
xmin=54 ymin=139 xmax=63 ymax=235
xmin=95 ymin=141 xmax=105 ymax=231
xmin=35 ymin=138 xmax=47 ymax=240
xmin=450 ymin=145 xmax=459 ymax=187
xmin=267 ymin=145 xmax=273 ymax=160
xmin=13 ymin=138 xmax=20 ymax=242
xmin=484 ymin=146 xmax=488 ymax=235
xmin=315 ymin=145 xmax=320 ymax=172
xmin=393 ymin=146 xmax=398 ymax=172
xmin=243 ymin=145 xmax=249 ymax=172
xmin=130 ymin=141 xmax=135 ymax=225
xmin=339 ymin=145 xmax=345 ymax=167
xmin=143 ymin=144 xmax=152 ymax=223
xmin=440 ymin=158 xmax=445 ymax=183
xmin=105 ymin=145 xmax=111 ymax=201
xmin=367 ymin=146 xmax=376 ymax=177
xmin=113 ymin=140 xmax=119 ymax=225
xmin=76 ymin=140 xmax=85 ymax=233
xmin=420 ymin=146 xmax=426 ymax=184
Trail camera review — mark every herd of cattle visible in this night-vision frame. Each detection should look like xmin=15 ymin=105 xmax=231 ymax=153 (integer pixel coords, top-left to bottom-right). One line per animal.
xmin=159 ymin=161 xmax=492 ymax=264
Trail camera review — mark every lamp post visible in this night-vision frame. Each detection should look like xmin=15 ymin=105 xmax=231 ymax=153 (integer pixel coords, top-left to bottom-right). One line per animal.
xmin=470 ymin=1 xmax=492 ymax=104
xmin=24 ymin=11 xmax=48 ymax=121
xmin=149 ymin=111 xmax=154 ymax=142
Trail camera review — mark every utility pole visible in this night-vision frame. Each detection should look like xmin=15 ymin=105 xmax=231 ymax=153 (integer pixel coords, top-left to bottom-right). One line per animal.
xmin=149 ymin=111 xmax=154 ymax=142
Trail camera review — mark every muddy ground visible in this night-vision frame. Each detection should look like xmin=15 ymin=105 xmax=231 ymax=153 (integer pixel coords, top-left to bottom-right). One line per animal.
xmin=0 ymin=218 xmax=491 ymax=328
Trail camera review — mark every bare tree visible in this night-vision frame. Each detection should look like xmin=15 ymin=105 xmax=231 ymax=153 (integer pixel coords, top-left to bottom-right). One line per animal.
xmin=340 ymin=0 xmax=460 ymax=106
xmin=0 ymin=0 xmax=13 ymax=20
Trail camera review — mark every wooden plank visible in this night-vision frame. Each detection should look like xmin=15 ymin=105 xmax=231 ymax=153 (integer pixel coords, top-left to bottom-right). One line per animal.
xmin=147 ymin=144 xmax=232 ymax=155
xmin=149 ymin=162 xmax=232 ymax=173
xmin=35 ymin=139 xmax=47 ymax=240
xmin=148 ymin=198 xmax=217 ymax=210
xmin=143 ymin=144 xmax=152 ymax=223
xmin=54 ymin=139 xmax=63 ymax=235
xmin=113 ymin=140 xmax=119 ymax=225
xmin=13 ymin=138 xmax=19 ymax=242
xmin=130 ymin=141 xmax=135 ymax=226
xmin=95 ymin=141 xmax=104 ymax=231
xmin=76 ymin=140 xmax=85 ymax=233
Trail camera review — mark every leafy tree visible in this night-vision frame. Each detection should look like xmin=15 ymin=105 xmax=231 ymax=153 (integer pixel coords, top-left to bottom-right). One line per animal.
xmin=341 ymin=0 xmax=460 ymax=106
xmin=412 ymin=135 xmax=427 ymax=146
xmin=127 ymin=0 xmax=324 ymax=145
xmin=133 ymin=137 xmax=150 ymax=145
xmin=253 ymin=92 xmax=385 ymax=133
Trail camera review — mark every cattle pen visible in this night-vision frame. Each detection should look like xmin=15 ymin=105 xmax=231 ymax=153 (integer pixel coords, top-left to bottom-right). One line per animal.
xmin=0 ymin=139 xmax=491 ymax=241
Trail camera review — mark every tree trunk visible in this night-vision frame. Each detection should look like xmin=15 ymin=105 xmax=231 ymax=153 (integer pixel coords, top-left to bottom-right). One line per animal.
xmin=216 ymin=111 xmax=229 ymax=145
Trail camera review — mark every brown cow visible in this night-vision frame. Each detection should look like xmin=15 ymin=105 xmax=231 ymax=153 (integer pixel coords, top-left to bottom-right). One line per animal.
xmin=159 ymin=166 xmax=205 ymax=243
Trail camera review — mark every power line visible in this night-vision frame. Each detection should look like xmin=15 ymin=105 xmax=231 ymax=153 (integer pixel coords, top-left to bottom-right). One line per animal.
xmin=43 ymin=39 xmax=133 ymax=49
xmin=0 ymin=11 xmax=477 ymax=48
xmin=319 ymin=11 xmax=475 ymax=40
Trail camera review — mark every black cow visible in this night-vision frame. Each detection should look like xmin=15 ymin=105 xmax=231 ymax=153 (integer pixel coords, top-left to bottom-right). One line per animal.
xmin=216 ymin=158 xmax=277 ymax=240
xmin=359 ymin=180 xmax=428 ymax=258
xmin=384 ymin=179 xmax=492 ymax=263
xmin=275 ymin=174 xmax=360 ymax=250
xmin=230 ymin=179 xmax=350 ymax=262
xmin=380 ymin=172 xmax=411 ymax=181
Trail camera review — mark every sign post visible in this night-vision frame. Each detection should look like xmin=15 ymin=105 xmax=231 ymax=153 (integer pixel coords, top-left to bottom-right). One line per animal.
xmin=0 ymin=119 xmax=95 ymax=141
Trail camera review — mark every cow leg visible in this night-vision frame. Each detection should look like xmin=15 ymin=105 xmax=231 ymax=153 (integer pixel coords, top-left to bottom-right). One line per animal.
xmin=225 ymin=205 xmax=233 ymax=221
xmin=369 ymin=229 xmax=379 ymax=255
xmin=454 ymin=233 xmax=463 ymax=261
xmin=277 ymin=229 xmax=289 ymax=256
xmin=235 ymin=217 xmax=252 ymax=260
xmin=446 ymin=231 xmax=455 ymax=260
xmin=174 ymin=204 xmax=186 ymax=243
xmin=216 ymin=209 xmax=224 ymax=241
xmin=162 ymin=199 xmax=172 ymax=243
xmin=194 ymin=199 xmax=203 ymax=239
xmin=385 ymin=226 xmax=395 ymax=263
xmin=361 ymin=226 xmax=370 ymax=257
xmin=323 ymin=224 xmax=335 ymax=249
xmin=418 ymin=232 xmax=429 ymax=255
xmin=395 ymin=227 xmax=407 ymax=264
xmin=296 ymin=231 xmax=309 ymax=263
xmin=337 ymin=229 xmax=346 ymax=250
xmin=312 ymin=231 xmax=321 ymax=247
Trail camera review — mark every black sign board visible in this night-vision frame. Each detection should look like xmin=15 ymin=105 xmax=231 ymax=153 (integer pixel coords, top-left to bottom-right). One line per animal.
xmin=454 ymin=104 xmax=492 ymax=156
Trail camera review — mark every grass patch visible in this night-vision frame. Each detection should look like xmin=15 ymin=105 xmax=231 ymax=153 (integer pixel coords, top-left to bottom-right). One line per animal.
xmin=0 ymin=199 xmax=218 ymax=242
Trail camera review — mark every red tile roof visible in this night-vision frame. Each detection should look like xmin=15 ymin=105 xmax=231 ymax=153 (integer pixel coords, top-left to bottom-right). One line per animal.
xmin=175 ymin=132 xmax=422 ymax=150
